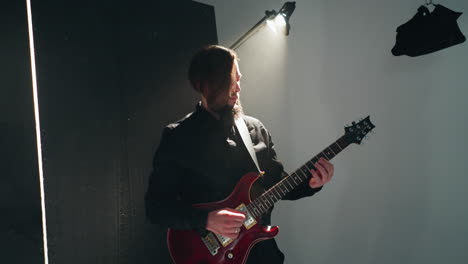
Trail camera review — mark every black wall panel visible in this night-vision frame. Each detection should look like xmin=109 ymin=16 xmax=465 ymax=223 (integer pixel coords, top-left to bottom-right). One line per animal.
xmin=31 ymin=0 xmax=217 ymax=263
xmin=122 ymin=2 xmax=218 ymax=262
xmin=0 ymin=0 xmax=44 ymax=263
xmin=33 ymin=0 xmax=123 ymax=263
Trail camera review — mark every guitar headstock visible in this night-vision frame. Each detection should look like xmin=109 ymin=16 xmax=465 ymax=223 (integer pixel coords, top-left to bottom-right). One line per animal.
xmin=344 ymin=116 xmax=375 ymax=145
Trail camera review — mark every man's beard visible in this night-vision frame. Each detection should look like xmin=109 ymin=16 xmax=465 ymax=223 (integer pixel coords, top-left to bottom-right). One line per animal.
xmin=206 ymin=96 xmax=244 ymax=120
xmin=231 ymin=99 xmax=244 ymax=119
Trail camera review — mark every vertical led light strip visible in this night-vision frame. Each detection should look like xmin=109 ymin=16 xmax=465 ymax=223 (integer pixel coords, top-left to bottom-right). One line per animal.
xmin=25 ymin=0 xmax=49 ymax=263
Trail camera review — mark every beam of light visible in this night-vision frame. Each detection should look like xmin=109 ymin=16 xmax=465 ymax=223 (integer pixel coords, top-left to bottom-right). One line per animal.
xmin=26 ymin=0 xmax=49 ymax=263
xmin=238 ymin=16 xmax=287 ymax=119
xmin=266 ymin=18 xmax=278 ymax=33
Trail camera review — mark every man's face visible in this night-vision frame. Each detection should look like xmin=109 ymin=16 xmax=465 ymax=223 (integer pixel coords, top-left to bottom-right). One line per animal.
xmin=205 ymin=60 xmax=242 ymax=112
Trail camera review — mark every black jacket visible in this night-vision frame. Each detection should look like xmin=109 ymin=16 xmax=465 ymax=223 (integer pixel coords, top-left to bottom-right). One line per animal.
xmin=145 ymin=103 xmax=321 ymax=263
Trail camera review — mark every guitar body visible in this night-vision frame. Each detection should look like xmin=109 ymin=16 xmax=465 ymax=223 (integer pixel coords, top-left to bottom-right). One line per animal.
xmin=167 ymin=172 xmax=279 ymax=264
xmin=167 ymin=116 xmax=375 ymax=264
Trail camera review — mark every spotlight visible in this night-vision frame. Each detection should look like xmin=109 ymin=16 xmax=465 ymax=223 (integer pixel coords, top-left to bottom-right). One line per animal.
xmin=266 ymin=13 xmax=287 ymax=34
xmin=277 ymin=1 xmax=296 ymax=36
xmin=229 ymin=1 xmax=296 ymax=50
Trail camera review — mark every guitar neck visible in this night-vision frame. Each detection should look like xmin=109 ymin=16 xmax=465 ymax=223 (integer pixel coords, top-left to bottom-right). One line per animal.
xmin=246 ymin=135 xmax=351 ymax=218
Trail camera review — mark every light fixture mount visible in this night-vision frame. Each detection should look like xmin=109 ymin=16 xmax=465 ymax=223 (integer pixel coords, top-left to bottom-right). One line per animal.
xmin=229 ymin=1 xmax=297 ymax=50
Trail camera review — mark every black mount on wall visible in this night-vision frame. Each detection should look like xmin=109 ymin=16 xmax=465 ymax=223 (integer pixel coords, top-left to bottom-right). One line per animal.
xmin=391 ymin=3 xmax=466 ymax=57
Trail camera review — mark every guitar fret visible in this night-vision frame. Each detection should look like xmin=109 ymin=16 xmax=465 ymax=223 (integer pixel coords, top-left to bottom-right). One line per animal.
xmin=336 ymin=140 xmax=343 ymax=149
xmin=318 ymin=152 xmax=328 ymax=160
xmin=300 ymin=166 xmax=309 ymax=176
xmin=279 ymin=184 xmax=287 ymax=194
xmin=275 ymin=185 xmax=282 ymax=195
xmin=299 ymin=170 xmax=309 ymax=181
xmin=266 ymin=193 xmax=274 ymax=204
xmin=269 ymin=192 xmax=278 ymax=203
xmin=269 ymin=190 xmax=277 ymax=200
xmin=287 ymin=178 xmax=295 ymax=189
xmin=273 ymin=188 xmax=282 ymax=199
xmin=288 ymin=176 xmax=299 ymax=188
xmin=298 ymin=167 xmax=310 ymax=179
xmin=330 ymin=143 xmax=341 ymax=154
xmin=269 ymin=193 xmax=277 ymax=203
xmin=254 ymin=206 xmax=260 ymax=216
xmin=251 ymin=212 xmax=257 ymax=219
xmin=297 ymin=173 xmax=303 ymax=182
xmin=305 ymin=161 xmax=315 ymax=170
xmin=262 ymin=196 xmax=271 ymax=207
xmin=321 ymin=151 xmax=330 ymax=160
xmin=257 ymin=201 xmax=266 ymax=213
xmin=291 ymin=173 xmax=302 ymax=185
xmin=251 ymin=204 xmax=260 ymax=216
xmin=292 ymin=178 xmax=299 ymax=187
xmin=266 ymin=195 xmax=274 ymax=205
xmin=256 ymin=200 xmax=266 ymax=212
xmin=260 ymin=202 xmax=268 ymax=214
xmin=278 ymin=182 xmax=289 ymax=194
xmin=311 ymin=157 xmax=318 ymax=164
xmin=311 ymin=157 xmax=319 ymax=164
xmin=291 ymin=173 xmax=302 ymax=184
xmin=336 ymin=137 xmax=347 ymax=149
xmin=324 ymin=147 xmax=335 ymax=159
xmin=258 ymin=198 xmax=265 ymax=209
xmin=278 ymin=187 xmax=285 ymax=198
xmin=290 ymin=174 xmax=299 ymax=185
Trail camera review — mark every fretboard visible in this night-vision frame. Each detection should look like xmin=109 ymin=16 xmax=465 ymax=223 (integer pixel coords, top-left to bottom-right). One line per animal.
xmin=246 ymin=135 xmax=351 ymax=218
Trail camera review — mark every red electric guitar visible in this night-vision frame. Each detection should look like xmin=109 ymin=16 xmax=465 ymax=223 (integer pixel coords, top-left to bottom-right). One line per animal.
xmin=167 ymin=116 xmax=375 ymax=264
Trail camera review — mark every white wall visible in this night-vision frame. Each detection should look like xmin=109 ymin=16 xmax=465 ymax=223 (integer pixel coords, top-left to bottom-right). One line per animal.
xmin=197 ymin=1 xmax=468 ymax=263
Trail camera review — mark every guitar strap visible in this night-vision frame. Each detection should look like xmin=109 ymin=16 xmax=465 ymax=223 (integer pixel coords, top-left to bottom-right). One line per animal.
xmin=234 ymin=116 xmax=262 ymax=173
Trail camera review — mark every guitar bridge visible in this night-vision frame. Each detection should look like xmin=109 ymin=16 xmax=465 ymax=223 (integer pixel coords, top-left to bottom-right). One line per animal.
xmin=201 ymin=232 xmax=221 ymax=256
xmin=214 ymin=233 xmax=234 ymax=247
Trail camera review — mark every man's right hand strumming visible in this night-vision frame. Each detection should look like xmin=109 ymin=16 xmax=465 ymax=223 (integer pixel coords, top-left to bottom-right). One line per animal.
xmin=206 ymin=208 xmax=246 ymax=239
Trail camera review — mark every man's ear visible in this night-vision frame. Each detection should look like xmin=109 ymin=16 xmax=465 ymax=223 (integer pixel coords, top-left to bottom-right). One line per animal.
xmin=194 ymin=81 xmax=201 ymax=93
xmin=199 ymin=80 xmax=209 ymax=96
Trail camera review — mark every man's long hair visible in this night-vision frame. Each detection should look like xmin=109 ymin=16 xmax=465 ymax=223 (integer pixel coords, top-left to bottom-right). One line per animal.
xmin=188 ymin=45 xmax=237 ymax=95
xmin=188 ymin=45 xmax=244 ymax=119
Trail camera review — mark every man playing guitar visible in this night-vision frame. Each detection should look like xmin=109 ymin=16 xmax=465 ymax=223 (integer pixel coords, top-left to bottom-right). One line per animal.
xmin=145 ymin=45 xmax=334 ymax=263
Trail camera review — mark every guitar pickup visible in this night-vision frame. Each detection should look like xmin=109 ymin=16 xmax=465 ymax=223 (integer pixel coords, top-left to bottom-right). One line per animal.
xmin=213 ymin=203 xmax=257 ymax=248
xmin=236 ymin=203 xmax=256 ymax=230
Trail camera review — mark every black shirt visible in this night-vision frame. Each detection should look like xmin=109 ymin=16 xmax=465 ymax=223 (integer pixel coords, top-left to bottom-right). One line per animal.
xmin=145 ymin=103 xmax=322 ymax=263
